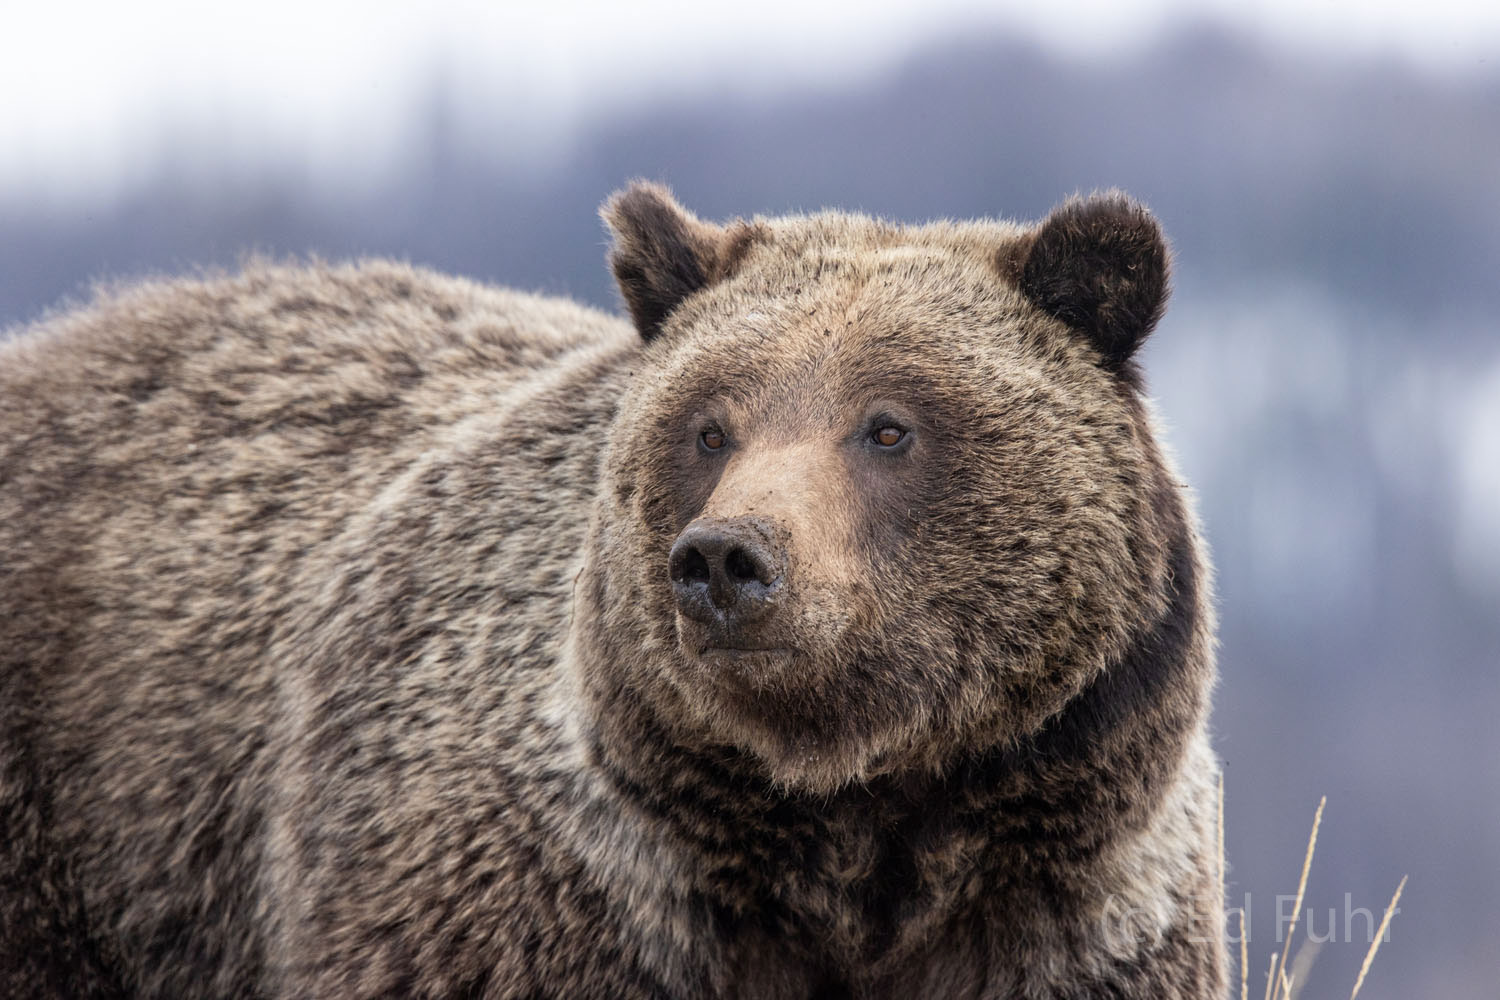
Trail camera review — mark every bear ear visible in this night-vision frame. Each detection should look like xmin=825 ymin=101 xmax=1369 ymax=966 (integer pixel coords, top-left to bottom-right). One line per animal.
xmin=1006 ymin=191 xmax=1170 ymax=371
xmin=602 ymin=182 xmax=758 ymax=343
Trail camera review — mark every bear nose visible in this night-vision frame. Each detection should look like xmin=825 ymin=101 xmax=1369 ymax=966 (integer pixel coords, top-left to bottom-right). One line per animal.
xmin=668 ymin=518 xmax=783 ymax=625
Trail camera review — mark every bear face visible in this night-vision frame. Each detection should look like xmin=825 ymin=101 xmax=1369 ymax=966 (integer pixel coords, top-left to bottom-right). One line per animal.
xmin=584 ymin=184 xmax=1180 ymax=794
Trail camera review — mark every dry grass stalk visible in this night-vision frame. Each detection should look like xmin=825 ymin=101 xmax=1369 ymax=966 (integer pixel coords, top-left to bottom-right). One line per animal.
xmin=1239 ymin=909 xmax=1249 ymax=1000
xmin=1217 ymin=770 xmax=1226 ymax=897
xmin=1349 ymin=875 xmax=1407 ymax=1000
xmin=1271 ymin=796 xmax=1325 ymax=997
xmin=1225 ymin=787 xmax=1401 ymax=1000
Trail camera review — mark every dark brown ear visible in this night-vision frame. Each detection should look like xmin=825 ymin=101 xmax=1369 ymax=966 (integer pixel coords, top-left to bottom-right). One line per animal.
xmin=602 ymin=182 xmax=753 ymax=342
xmin=1008 ymin=192 xmax=1170 ymax=371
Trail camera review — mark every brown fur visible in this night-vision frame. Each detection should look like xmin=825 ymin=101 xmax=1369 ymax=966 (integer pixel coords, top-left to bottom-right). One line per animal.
xmin=0 ymin=186 xmax=1225 ymax=998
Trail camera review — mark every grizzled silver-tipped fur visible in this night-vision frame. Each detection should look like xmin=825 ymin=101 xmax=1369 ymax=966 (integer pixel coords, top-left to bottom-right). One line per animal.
xmin=1 ymin=187 xmax=1225 ymax=998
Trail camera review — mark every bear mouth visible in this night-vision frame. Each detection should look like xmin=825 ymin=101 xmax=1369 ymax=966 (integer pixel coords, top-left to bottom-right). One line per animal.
xmin=677 ymin=614 xmax=798 ymax=660
xmin=688 ymin=637 xmax=801 ymax=681
xmin=692 ymin=645 xmax=800 ymax=694
xmin=697 ymin=645 xmax=795 ymax=660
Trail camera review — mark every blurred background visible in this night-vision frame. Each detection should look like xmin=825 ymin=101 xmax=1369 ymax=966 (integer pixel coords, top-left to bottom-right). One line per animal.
xmin=3 ymin=1 xmax=1495 ymax=995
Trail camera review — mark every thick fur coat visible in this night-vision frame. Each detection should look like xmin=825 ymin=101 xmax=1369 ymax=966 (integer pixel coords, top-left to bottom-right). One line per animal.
xmin=0 ymin=185 xmax=1225 ymax=998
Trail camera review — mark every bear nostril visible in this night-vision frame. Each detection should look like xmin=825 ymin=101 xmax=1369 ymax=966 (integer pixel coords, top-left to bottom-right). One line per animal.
xmin=678 ymin=548 xmax=711 ymax=584
xmin=724 ymin=548 xmax=759 ymax=583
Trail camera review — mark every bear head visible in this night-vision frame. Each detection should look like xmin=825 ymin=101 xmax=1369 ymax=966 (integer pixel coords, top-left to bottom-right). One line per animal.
xmin=581 ymin=182 xmax=1180 ymax=794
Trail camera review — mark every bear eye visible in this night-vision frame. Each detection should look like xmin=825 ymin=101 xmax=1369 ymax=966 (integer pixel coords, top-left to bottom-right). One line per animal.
xmin=700 ymin=428 xmax=726 ymax=451
xmin=872 ymin=425 xmax=906 ymax=448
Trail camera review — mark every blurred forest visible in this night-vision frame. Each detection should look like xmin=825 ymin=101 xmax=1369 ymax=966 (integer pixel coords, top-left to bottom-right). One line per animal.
xmin=2 ymin=22 xmax=1496 ymax=998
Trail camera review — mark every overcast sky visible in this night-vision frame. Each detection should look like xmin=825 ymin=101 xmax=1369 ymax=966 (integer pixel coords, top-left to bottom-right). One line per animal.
xmin=3 ymin=0 xmax=1497 ymax=195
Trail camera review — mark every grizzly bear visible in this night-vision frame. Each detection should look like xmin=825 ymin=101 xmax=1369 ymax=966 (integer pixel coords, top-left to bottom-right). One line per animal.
xmin=0 ymin=183 xmax=1225 ymax=999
